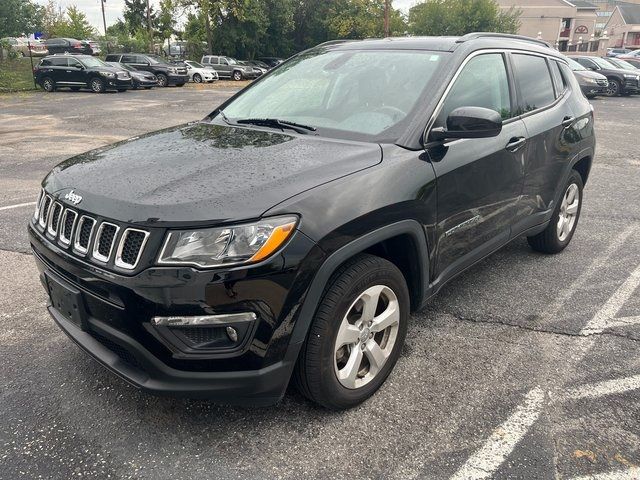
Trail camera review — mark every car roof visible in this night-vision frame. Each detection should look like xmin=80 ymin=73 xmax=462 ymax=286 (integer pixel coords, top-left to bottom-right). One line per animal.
xmin=315 ymin=33 xmax=561 ymax=58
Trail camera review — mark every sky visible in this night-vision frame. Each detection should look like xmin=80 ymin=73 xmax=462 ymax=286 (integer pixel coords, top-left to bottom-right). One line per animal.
xmin=34 ymin=0 xmax=419 ymax=34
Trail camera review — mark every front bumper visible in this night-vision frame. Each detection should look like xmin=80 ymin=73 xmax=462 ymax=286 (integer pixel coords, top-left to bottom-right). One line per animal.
xmin=29 ymin=222 xmax=320 ymax=404
xmin=580 ymin=83 xmax=608 ymax=96
xmin=106 ymin=77 xmax=133 ymax=90
xmin=167 ymin=74 xmax=189 ymax=85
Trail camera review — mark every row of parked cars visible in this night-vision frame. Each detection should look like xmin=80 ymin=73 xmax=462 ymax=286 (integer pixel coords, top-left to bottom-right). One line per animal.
xmin=1 ymin=37 xmax=101 ymax=57
xmin=32 ymin=51 xmax=283 ymax=93
xmin=568 ymin=54 xmax=640 ymax=97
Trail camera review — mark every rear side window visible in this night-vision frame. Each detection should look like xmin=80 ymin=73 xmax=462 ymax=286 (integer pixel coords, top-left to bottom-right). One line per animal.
xmin=512 ymin=54 xmax=555 ymax=113
xmin=549 ymin=61 xmax=565 ymax=97
xmin=435 ymin=53 xmax=512 ymax=127
xmin=40 ymin=59 xmax=51 ymax=66
xmin=121 ymin=55 xmax=136 ymax=63
xmin=105 ymin=54 xmax=119 ymax=62
xmin=50 ymin=57 xmax=68 ymax=67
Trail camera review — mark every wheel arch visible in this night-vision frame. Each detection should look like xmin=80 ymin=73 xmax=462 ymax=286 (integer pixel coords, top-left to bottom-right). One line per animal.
xmin=289 ymin=220 xmax=429 ymax=346
xmin=572 ymin=155 xmax=592 ymax=186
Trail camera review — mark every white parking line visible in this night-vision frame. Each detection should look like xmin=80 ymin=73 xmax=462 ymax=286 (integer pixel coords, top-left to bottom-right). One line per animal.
xmin=581 ymin=261 xmax=640 ymax=335
xmin=449 ymin=387 xmax=545 ymax=480
xmin=569 ymin=467 xmax=640 ymax=480
xmin=557 ymin=374 xmax=640 ymax=402
xmin=0 ymin=201 xmax=36 ymax=212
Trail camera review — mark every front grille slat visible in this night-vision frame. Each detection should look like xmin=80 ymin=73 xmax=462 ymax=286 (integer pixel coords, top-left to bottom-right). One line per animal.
xmin=115 ymin=229 xmax=149 ymax=270
xmin=92 ymin=222 xmax=119 ymax=263
xmin=73 ymin=216 xmax=96 ymax=254
xmin=46 ymin=203 xmax=62 ymax=237
xmin=59 ymin=209 xmax=78 ymax=245
xmin=38 ymin=195 xmax=52 ymax=228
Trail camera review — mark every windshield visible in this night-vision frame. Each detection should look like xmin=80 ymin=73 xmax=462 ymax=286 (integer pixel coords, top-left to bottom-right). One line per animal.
xmin=221 ymin=49 xmax=446 ymax=139
xmin=611 ymin=59 xmax=636 ymax=70
xmin=591 ymin=57 xmax=616 ymax=69
xmin=566 ymin=57 xmax=586 ymax=71
xmin=188 ymin=61 xmax=204 ymax=68
xmin=146 ymin=54 xmax=165 ymax=64
xmin=227 ymin=58 xmax=238 ymax=65
xmin=82 ymin=57 xmax=108 ymax=68
xmin=109 ymin=62 xmax=134 ymax=71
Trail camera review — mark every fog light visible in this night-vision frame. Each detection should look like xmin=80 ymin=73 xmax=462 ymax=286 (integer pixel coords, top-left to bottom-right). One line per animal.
xmin=151 ymin=312 xmax=256 ymax=327
xmin=226 ymin=326 xmax=238 ymax=342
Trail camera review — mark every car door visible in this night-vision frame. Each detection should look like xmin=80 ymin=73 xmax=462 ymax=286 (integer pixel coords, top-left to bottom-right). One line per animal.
xmin=219 ymin=57 xmax=232 ymax=77
xmin=66 ymin=57 xmax=88 ymax=86
xmin=510 ymin=53 xmax=581 ymax=230
xmin=47 ymin=57 xmax=69 ymax=84
xmin=425 ymin=52 xmax=527 ymax=279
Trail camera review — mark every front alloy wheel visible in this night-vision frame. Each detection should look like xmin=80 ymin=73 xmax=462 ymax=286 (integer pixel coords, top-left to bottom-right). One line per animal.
xmin=605 ymin=79 xmax=620 ymax=96
xmin=156 ymin=73 xmax=168 ymax=87
xmin=193 ymin=73 xmax=202 ymax=83
xmin=334 ymin=285 xmax=400 ymax=389
xmin=90 ymin=77 xmax=105 ymax=93
xmin=233 ymin=70 xmax=243 ymax=81
xmin=294 ymin=254 xmax=409 ymax=409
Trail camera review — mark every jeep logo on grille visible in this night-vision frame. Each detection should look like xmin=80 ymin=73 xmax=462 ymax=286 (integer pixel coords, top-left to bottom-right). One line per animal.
xmin=64 ymin=190 xmax=83 ymax=205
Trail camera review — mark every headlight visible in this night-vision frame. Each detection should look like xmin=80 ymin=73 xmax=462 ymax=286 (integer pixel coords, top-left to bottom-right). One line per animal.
xmin=100 ymin=71 xmax=116 ymax=78
xmin=158 ymin=216 xmax=298 ymax=267
xmin=585 ymin=77 xmax=597 ymax=84
xmin=623 ymin=74 xmax=637 ymax=78
xmin=169 ymin=68 xmax=178 ymax=74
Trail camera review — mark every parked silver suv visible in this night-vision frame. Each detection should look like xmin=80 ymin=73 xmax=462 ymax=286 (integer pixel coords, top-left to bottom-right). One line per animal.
xmin=200 ymin=55 xmax=257 ymax=80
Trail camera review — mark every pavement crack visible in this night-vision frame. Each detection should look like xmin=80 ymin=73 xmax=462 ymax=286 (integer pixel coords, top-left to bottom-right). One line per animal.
xmin=444 ymin=311 xmax=640 ymax=344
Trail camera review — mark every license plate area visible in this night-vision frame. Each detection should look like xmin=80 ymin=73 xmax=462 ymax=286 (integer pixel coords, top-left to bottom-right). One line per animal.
xmin=45 ymin=271 xmax=88 ymax=329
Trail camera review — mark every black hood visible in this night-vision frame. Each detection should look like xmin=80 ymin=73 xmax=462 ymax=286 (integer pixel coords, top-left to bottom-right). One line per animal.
xmin=43 ymin=122 xmax=382 ymax=226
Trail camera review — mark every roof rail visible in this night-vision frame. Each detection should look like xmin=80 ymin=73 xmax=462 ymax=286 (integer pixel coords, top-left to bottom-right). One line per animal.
xmin=456 ymin=32 xmax=552 ymax=49
xmin=315 ymin=39 xmax=355 ymax=47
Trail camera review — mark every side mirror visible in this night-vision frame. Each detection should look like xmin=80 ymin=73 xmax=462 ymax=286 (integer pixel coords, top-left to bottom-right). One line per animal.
xmin=431 ymin=106 xmax=503 ymax=141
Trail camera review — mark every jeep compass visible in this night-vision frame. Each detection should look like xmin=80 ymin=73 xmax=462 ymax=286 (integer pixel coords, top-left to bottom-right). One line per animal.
xmin=29 ymin=34 xmax=595 ymax=409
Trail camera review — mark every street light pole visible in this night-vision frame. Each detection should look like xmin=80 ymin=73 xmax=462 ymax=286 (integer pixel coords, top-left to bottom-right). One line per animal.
xmin=101 ymin=0 xmax=107 ymax=36
xmin=146 ymin=0 xmax=153 ymax=53
xmin=384 ymin=0 xmax=390 ymax=37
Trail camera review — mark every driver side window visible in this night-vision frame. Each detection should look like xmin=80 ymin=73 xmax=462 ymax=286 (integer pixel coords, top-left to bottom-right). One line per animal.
xmin=435 ymin=53 xmax=512 ymax=128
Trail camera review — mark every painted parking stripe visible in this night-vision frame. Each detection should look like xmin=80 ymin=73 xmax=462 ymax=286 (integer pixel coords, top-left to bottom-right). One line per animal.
xmin=556 ymin=374 xmax=640 ymax=402
xmin=569 ymin=467 xmax=640 ymax=480
xmin=581 ymin=261 xmax=640 ymax=335
xmin=0 ymin=201 xmax=36 ymax=212
xmin=449 ymin=387 xmax=545 ymax=480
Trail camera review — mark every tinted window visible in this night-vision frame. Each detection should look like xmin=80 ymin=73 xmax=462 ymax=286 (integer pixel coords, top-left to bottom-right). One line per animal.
xmin=550 ymin=61 xmax=565 ymax=96
xmin=135 ymin=55 xmax=150 ymax=64
xmin=105 ymin=54 xmax=119 ymax=61
xmin=121 ymin=55 xmax=136 ymax=63
xmin=576 ymin=58 xmax=597 ymax=69
xmin=50 ymin=57 xmax=68 ymax=66
xmin=435 ymin=53 xmax=512 ymax=127
xmin=220 ymin=58 xmax=228 ymax=65
xmin=512 ymin=54 xmax=555 ymax=113
xmin=40 ymin=59 xmax=51 ymax=66
xmin=68 ymin=57 xmax=82 ymax=67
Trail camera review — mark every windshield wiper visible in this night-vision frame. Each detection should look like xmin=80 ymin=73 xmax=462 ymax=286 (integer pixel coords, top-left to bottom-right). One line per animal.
xmin=235 ymin=118 xmax=317 ymax=134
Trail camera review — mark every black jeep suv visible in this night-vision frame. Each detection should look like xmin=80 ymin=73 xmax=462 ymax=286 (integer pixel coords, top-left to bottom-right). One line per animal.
xmin=30 ymin=34 xmax=595 ymax=409
xmin=34 ymin=55 xmax=132 ymax=93
xmin=104 ymin=53 xmax=188 ymax=87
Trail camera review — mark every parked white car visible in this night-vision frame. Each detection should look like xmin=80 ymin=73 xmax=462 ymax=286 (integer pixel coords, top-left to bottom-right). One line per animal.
xmin=184 ymin=60 xmax=218 ymax=83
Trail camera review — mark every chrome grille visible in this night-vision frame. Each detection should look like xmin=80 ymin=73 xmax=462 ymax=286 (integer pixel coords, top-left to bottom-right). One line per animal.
xmin=596 ymin=78 xmax=608 ymax=87
xmin=33 ymin=192 xmax=150 ymax=271
xmin=74 ymin=215 xmax=96 ymax=254
xmin=115 ymin=229 xmax=149 ymax=269
xmin=92 ymin=222 xmax=119 ymax=262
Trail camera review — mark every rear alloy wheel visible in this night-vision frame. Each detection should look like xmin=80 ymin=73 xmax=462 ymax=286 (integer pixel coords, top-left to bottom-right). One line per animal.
xmin=605 ymin=78 xmax=620 ymax=96
xmin=156 ymin=73 xmax=168 ymax=87
xmin=527 ymin=170 xmax=583 ymax=254
xmin=294 ymin=254 xmax=409 ymax=409
xmin=232 ymin=70 xmax=243 ymax=81
xmin=90 ymin=77 xmax=105 ymax=93
xmin=193 ymin=73 xmax=202 ymax=83
xmin=41 ymin=77 xmax=55 ymax=92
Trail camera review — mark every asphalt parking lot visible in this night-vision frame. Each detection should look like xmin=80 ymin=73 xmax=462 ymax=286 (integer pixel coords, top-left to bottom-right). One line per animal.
xmin=1 ymin=87 xmax=639 ymax=480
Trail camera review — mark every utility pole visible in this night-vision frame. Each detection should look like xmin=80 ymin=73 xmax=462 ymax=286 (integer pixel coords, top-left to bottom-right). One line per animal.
xmin=384 ymin=0 xmax=390 ymax=37
xmin=146 ymin=0 xmax=153 ymax=53
xmin=101 ymin=0 xmax=107 ymax=35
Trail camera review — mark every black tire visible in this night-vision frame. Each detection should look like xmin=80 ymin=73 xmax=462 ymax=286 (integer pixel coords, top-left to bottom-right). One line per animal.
xmin=232 ymin=70 xmax=243 ymax=81
xmin=41 ymin=77 xmax=55 ymax=92
xmin=294 ymin=254 xmax=409 ymax=410
xmin=193 ymin=73 xmax=202 ymax=83
xmin=605 ymin=78 xmax=621 ymax=97
xmin=90 ymin=77 xmax=105 ymax=93
xmin=527 ymin=170 xmax=584 ymax=254
xmin=156 ymin=73 xmax=168 ymax=87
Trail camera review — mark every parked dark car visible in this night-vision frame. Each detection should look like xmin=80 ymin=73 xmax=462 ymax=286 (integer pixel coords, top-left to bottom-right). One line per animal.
xmin=104 ymin=53 xmax=188 ymax=87
xmin=43 ymin=38 xmax=93 ymax=55
xmin=29 ymin=34 xmax=594 ymax=410
xmin=106 ymin=62 xmax=158 ymax=89
xmin=257 ymin=56 xmax=284 ymax=67
xmin=200 ymin=55 xmax=257 ymax=80
xmin=565 ymin=57 xmax=608 ymax=98
xmin=34 ymin=54 xmax=132 ymax=93
xmin=573 ymin=56 xmax=640 ymax=96
xmin=616 ymin=56 xmax=640 ymax=68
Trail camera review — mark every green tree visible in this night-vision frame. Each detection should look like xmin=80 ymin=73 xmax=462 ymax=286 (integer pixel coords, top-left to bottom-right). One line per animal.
xmin=408 ymin=0 xmax=520 ymax=36
xmin=326 ymin=0 xmax=404 ymax=39
xmin=63 ymin=5 xmax=96 ymax=39
xmin=157 ymin=0 xmax=177 ymax=48
xmin=123 ymin=0 xmax=155 ymax=35
xmin=0 ymin=0 xmax=44 ymax=37
xmin=41 ymin=0 xmax=69 ymax=38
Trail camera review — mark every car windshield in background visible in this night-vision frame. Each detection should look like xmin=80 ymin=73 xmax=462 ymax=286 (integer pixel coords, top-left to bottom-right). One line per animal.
xmin=221 ymin=49 xmax=446 ymax=139
xmin=81 ymin=57 xmax=108 ymax=68
xmin=227 ymin=58 xmax=238 ymax=65
xmin=566 ymin=57 xmax=586 ymax=71
xmin=591 ymin=57 xmax=617 ymax=69
xmin=146 ymin=54 xmax=164 ymax=64
xmin=188 ymin=61 xmax=204 ymax=68
xmin=611 ymin=59 xmax=636 ymax=70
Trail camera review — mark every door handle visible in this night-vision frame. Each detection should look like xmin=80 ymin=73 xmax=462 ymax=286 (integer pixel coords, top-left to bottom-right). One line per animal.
xmin=562 ymin=116 xmax=575 ymax=128
xmin=505 ymin=136 xmax=526 ymax=152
